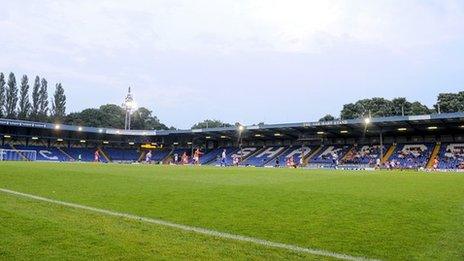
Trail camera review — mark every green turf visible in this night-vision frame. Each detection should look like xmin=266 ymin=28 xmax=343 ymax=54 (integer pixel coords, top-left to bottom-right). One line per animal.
xmin=1 ymin=162 xmax=463 ymax=260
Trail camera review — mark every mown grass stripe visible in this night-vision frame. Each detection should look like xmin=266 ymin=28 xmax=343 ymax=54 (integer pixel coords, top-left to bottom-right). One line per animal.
xmin=0 ymin=188 xmax=379 ymax=261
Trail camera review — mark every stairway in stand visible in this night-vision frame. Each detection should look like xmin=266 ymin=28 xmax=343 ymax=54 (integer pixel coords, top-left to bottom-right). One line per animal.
xmin=426 ymin=142 xmax=441 ymax=169
xmin=57 ymin=147 xmax=74 ymax=161
xmin=304 ymin=145 xmax=322 ymax=165
xmin=98 ymin=147 xmax=111 ymax=162
xmin=382 ymin=144 xmax=396 ymax=163
xmin=8 ymin=144 xmax=27 ymax=161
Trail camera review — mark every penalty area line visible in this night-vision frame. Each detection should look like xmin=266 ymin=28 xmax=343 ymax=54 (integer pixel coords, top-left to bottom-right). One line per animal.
xmin=0 ymin=188 xmax=379 ymax=261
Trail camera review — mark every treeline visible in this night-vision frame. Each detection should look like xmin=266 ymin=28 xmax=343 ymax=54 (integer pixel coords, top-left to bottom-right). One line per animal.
xmin=65 ymin=104 xmax=173 ymax=130
xmin=0 ymin=72 xmax=66 ymax=122
xmin=1 ymin=72 xmax=172 ymax=130
xmin=191 ymin=119 xmax=232 ymax=129
xmin=4 ymin=71 xmax=462 ymax=129
xmin=319 ymin=93 xmax=464 ymax=121
xmin=194 ymin=93 xmax=464 ymax=127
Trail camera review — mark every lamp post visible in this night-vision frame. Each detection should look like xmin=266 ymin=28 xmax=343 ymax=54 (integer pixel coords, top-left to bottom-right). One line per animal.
xmin=123 ymin=87 xmax=137 ymax=130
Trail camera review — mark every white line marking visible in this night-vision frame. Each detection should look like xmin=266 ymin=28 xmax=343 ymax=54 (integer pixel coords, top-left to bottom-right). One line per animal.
xmin=0 ymin=188 xmax=379 ymax=261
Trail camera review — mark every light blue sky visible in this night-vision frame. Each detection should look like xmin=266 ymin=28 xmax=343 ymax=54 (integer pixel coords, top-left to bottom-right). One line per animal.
xmin=1 ymin=0 xmax=463 ymax=128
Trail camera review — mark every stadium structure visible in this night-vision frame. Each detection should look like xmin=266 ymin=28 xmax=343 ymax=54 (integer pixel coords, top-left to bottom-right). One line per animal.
xmin=1 ymin=112 xmax=464 ymax=170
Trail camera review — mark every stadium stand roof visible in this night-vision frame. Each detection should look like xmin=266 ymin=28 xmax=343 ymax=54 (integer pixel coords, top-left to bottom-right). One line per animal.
xmin=1 ymin=112 xmax=463 ymax=142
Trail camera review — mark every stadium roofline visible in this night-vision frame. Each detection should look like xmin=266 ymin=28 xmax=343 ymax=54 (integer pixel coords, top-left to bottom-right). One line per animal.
xmin=1 ymin=112 xmax=463 ymax=137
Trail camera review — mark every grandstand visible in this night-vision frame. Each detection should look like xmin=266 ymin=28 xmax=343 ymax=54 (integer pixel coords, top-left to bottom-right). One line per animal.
xmin=1 ymin=112 xmax=464 ymax=170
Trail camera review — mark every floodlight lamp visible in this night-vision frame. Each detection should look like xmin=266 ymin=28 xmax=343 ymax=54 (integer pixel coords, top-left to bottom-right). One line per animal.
xmin=125 ymin=100 xmax=137 ymax=110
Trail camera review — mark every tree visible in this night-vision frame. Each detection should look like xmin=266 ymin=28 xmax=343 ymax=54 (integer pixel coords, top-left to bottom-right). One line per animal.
xmin=434 ymin=92 xmax=464 ymax=113
xmin=51 ymin=83 xmax=66 ymax=122
xmin=132 ymin=107 xmax=169 ymax=130
xmin=340 ymin=97 xmax=431 ymax=119
xmin=319 ymin=114 xmax=336 ymax=122
xmin=65 ymin=104 xmax=126 ymax=129
xmin=99 ymin=104 xmax=125 ymax=128
xmin=4 ymin=72 xmax=18 ymax=118
xmin=38 ymin=78 xmax=49 ymax=121
xmin=191 ymin=119 xmax=232 ymax=129
xmin=17 ymin=75 xmax=31 ymax=120
xmin=64 ymin=112 xmax=85 ymax=126
xmin=391 ymin=97 xmax=411 ymax=116
xmin=359 ymin=97 xmax=394 ymax=117
xmin=30 ymin=76 xmax=41 ymax=120
xmin=0 ymin=73 xmax=5 ymax=118
xmin=410 ymin=101 xmax=431 ymax=115
xmin=65 ymin=108 xmax=105 ymax=127
xmin=340 ymin=103 xmax=360 ymax=119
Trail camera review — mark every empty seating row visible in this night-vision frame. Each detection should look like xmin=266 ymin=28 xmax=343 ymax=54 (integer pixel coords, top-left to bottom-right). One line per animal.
xmin=103 ymin=148 xmax=139 ymax=162
xmin=437 ymin=143 xmax=464 ymax=169
xmin=15 ymin=145 xmax=70 ymax=161
xmin=243 ymin=146 xmax=286 ymax=167
xmin=310 ymin=145 xmax=351 ymax=164
xmin=265 ymin=146 xmax=313 ymax=167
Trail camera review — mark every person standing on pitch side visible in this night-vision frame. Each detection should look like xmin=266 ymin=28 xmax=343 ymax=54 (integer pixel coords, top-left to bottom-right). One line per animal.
xmin=221 ymin=149 xmax=227 ymax=167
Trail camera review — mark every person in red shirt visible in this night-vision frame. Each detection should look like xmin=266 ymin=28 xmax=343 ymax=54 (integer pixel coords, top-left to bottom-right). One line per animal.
xmin=94 ymin=150 xmax=100 ymax=162
xmin=289 ymin=156 xmax=295 ymax=168
xmin=433 ymin=157 xmax=439 ymax=171
xmin=181 ymin=152 xmax=188 ymax=165
xmin=193 ymin=148 xmax=203 ymax=165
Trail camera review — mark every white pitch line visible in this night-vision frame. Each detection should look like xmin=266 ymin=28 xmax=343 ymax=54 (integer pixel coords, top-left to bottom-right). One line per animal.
xmin=0 ymin=188 xmax=379 ymax=261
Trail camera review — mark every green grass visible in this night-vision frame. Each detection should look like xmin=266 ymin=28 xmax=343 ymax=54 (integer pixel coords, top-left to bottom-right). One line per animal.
xmin=1 ymin=162 xmax=463 ymax=260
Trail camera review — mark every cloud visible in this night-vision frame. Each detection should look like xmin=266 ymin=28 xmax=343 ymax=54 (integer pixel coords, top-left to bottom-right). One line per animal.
xmin=2 ymin=0 xmax=463 ymax=56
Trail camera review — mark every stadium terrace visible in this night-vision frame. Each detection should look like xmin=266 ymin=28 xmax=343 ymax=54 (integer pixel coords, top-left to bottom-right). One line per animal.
xmin=1 ymin=112 xmax=464 ymax=170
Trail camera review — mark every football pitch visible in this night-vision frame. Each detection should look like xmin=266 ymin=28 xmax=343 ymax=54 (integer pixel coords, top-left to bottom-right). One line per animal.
xmin=1 ymin=163 xmax=463 ymax=260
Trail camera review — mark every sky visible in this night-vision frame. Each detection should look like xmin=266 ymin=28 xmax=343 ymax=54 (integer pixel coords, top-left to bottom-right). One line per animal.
xmin=0 ymin=0 xmax=463 ymax=129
